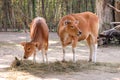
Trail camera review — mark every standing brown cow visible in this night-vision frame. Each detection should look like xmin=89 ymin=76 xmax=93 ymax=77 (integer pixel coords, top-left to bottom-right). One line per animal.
xmin=57 ymin=12 xmax=99 ymax=63
xmin=21 ymin=17 xmax=49 ymax=63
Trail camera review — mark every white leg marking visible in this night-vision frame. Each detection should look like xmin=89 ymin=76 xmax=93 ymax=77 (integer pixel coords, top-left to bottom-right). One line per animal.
xmin=41 ymin=49 xmax=45 ymax=63
xmin=72 ymin=48 xmax=76 ymax=63
xmin=45 ymin=51 xmax=48 ymax=64
xmin=89 ymin=44 xmax=93 ymax=62
xmin=62 ymin=47 xmax=65 ymax=61
xmin=33 ymin=53 xmax=36 ymax=63
xmin=93 ymin=44 xmax=97 ymax=63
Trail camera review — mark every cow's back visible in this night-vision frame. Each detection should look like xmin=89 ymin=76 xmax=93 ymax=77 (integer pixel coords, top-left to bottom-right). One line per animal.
xmin=72 ymin=12 xmax=99 ymax=40
xmin=30 ymin=17 xmax=49 ymax=50
xmin=57 ymin=12 xmax=99 ymax=41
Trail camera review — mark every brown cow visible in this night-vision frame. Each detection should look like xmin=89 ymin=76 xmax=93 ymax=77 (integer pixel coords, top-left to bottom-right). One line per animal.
xmin=21 ymin=17 xmax=49 ymax=63
xmin=57 ymin=12 xmax=99 ymax=63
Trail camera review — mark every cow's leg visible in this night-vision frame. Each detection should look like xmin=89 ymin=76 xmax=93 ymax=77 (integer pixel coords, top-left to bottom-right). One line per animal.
xmin=45 ymin=50 xmax=48 ymax=64
xmin=61 ymin=41 xmax=66 ymax=62
xmin=72 ymin=48 xmax=75 ymax=62
xmin=42 ymin=48 xmax=48 ymax=63
xmin=41 ymin=49 xmax=45 ymax=63
xmin=72 ymin=37 xmax=78 ymax=62
xmin=61 ymin=37 xmax=72 ymax=62
xmin=62 ymin=47 xmax=66 ymax=62
xmin=33 ymin=51 xmax=36 ymax=63
xmin=87 ymin=35 xmax=97 ymax=63
xmin=45 ymin=42 xmax=49 ymax=64
xmin=92 ymin=43 xmax=97 ymax=63
xmin=86 ymin=35 xmax=93 ymax=62
xmin=92 ymin=35 xmax=98 ymax=63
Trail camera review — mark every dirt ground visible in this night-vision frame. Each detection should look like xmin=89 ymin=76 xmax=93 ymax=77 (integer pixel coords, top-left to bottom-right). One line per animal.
xmin=0 ymin=32 xmax=120 ymax=80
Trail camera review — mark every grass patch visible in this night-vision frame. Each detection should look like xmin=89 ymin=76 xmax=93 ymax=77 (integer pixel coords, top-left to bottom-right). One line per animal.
xmin=10 ymin=58 xmax=120 ymax=74
xmin=0 ymin=42 xmax=17 ymax=46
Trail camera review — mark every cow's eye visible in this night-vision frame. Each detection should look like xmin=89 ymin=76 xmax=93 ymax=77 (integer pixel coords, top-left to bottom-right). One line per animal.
xmin=28 ymin=48 xmax=31 ymax=50
xmin=71 ymin=26 xmax=74 ymax=29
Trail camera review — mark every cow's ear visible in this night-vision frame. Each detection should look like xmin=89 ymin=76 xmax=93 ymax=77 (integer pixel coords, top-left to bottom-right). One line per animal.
xmin=20 ymin=42 xmax=26 ymax=46
xmin=32 ymin=42 xmax=39 ymax=47
xmin=64 ymin=20 xmax=71 ymax=25
xmin=74 ymin=20 xmax=79 ymax=24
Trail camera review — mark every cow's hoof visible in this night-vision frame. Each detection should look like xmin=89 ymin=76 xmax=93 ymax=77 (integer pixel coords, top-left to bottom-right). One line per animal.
xmin=62 ymin=60 xmax=65 ymax=62
xmin=88 ymin=59 xmax=92 ymax=62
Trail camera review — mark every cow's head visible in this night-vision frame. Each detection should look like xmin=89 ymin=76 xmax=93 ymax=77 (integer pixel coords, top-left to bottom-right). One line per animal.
xmin=21 ymin=42 xmax=38 ymax=59
xmin=64 ymin=20 xmax=82 ymax=37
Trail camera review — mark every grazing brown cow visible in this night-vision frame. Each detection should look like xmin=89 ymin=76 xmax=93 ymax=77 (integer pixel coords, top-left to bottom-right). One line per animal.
xmin=57 ymin=12 xmax=99 ymax=63
xmin=21 ymin=17 xmax=49 ymax=63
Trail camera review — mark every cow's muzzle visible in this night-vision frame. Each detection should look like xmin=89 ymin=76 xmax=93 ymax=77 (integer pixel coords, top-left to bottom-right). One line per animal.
xmin=24 ymin=56 xmax=27 ymax=59
xmin=77 ymin=31 xmax=82 ymax=36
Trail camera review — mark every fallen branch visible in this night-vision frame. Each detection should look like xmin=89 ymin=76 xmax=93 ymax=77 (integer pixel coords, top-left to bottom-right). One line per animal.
xmin=110 ymin=22 xmax=120 ymax=25
xmin=107 ymin=3 xmax=120 ymax=13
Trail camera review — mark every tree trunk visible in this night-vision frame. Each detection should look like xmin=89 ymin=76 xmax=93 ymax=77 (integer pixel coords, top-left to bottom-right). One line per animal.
xmin=32 ymin=0 xmax=36 ymax=18
xmin=41 ymin=0 xmax=46 ymax=18
xmin=65 ymin=0 xmax=70 ymax=14
xmin=2 ymin=0 xmax=14 ymax=31
xmin=91 ymin=0 xmax=95 ymax=12
xmin=96 ymin=0 xmax=114 ymax=32
xmin=115 ymin=0 xmax=120 ymax=22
